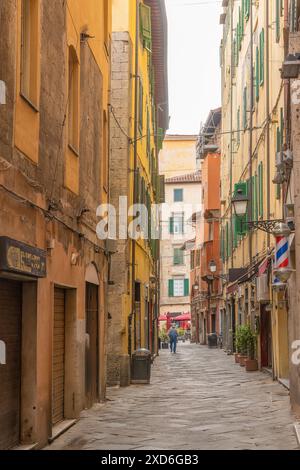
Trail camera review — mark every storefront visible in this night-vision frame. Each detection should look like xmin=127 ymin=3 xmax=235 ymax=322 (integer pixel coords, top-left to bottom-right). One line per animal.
xmin=0 ymin=237 xmax=46 ymax=449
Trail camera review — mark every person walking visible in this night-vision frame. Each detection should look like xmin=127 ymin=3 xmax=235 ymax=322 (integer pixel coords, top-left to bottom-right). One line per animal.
xmin=168 ymin=325 xmax=178 ymax=354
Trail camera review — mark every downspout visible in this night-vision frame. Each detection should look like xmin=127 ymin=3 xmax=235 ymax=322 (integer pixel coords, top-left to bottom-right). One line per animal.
xmin=266 ymin=0 xmax=271 ymax=247
xmin=131 ymin=0 xmax=140 ymax=352
xmin=230 ymin=0 xmax=234 ymax=270
xmin=248 ymin=0 xmax=254 ymax=265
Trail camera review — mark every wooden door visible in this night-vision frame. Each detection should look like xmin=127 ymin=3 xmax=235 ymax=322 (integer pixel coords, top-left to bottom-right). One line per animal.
xmin=85 ymin=283 xmax=99 ymax=407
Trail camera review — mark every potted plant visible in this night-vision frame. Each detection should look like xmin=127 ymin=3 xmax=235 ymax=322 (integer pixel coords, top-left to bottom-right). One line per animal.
xmin=234 ymin=327 xmax=242 ymax=363
xmin=159 ymin=328 xmax=169 ymax=349
xmin=238 ymin=325 xmax=250 ymax=367
xmin=245 ymin=329 xmax=258 ymax=372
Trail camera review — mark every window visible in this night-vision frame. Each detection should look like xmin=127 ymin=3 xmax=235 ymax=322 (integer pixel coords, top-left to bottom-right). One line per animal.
xmin=103 ymin=110 xmax=108 ymax=191
xmin=243 ymin=86 xmax=247 ymax=130
xmin=169 ymin=213 xmax=184 ymax=235
xmin=174 ymin=189 xmax=183 ymax=202
xmin=290 ymin=0 xmax=300 ymax=32
xmin=21 ymin=0 xmax=39 ymax=105
xmin=255 ymin=47 xmax=259 ymax=102
xmin=168 ymin=279 xmax=189 ymax=297
xmin=174 ymin=279 xmax=184 ymax=297
xmin=139 ymin=3 xmax=152 ymax=50
xmin=208 ymin=222 xmax=214 ymax=241
xmin=173 ymin=248 xmax=184 ymax=266
xmin=68 ymin=46 xmax=79 ymax=153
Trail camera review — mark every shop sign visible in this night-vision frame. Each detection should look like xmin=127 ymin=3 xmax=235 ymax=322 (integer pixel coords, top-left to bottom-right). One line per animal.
xmin=0 ymin=237 xmax=46 ymax=278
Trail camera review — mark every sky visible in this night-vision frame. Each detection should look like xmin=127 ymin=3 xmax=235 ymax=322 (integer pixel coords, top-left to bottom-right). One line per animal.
xmin=165 ymin=0 xmax=222 ymax=135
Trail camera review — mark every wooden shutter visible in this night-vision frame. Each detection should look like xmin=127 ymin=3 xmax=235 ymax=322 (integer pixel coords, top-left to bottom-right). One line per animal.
xmin=258 ymin=162 xmax=264 ymax=218
xmin=138 ymin=80 xmax=143 ymax=133
xmin=139 ymin=3 xmax=152 ymax=49
xmin=169 ymin=216 xmax=174 ymax=234
xmin=245 ymin=0 xmax=250 ymax=20
xmin=184 ymin=279 xmax=189 ymax=296
xmin=255 ymin=47 xmax=259 ymax=101
xmin=168 ymin=280 xmax=174 ymax=297
xmin=259 ymin=29 xmax=265 ymax=85
xmin=276 ymin=0 xmax=280 ymax=42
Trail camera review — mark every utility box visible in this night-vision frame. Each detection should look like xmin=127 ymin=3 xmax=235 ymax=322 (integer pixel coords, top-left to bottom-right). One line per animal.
xmin=131 ymin=349 xmax=151 ymax=384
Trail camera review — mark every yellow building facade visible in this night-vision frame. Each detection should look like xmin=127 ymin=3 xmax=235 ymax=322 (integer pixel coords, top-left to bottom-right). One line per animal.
xmin=0 ymin=0 xmax=112 ymax=448
xmin=107 ymin=0 xmax=168 ymax=385
xmin=220 ymin=1 xmax=289 ymax=381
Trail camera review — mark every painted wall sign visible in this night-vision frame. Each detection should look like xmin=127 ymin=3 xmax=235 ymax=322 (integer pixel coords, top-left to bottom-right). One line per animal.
xmin=0 ymin=237 xmax=47 ymax=278
xmin=0 ymin=340 xmax=6 ymax=365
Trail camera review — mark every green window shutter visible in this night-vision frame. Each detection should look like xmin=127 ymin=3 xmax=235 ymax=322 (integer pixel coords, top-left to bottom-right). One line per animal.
xmin=146 ymin=107 xmax=150 ymax=158
xmin=290 ymin=0 xmax=297 ymax=32
xmin=252 ymin=174 xmax=258 ymax=222
xmin=245 ymin=0 xmax=250 ymax=20
xmin=255 ymin=47 xmax=259 ymax=101
xmin=276 ymin=0 xmax=280 ymax=43
xmin=139 ymin=81 xmax=143 ymax=133
xmin=174 ymin=248 xmax=183 ymax=265
xmin=276 ymin=127 xmax=281 ymax=200
xmin=184 ymin=279 xmax=189 ymax=297
xmin=169 ymin=217 xmax=174 ymax=234
xmin=233 ymin=216 xmax=238 ymax=248
xmin=168 ymin=280 xmax=174 ymax=297
xmin=157 ymin=127 xmax=164 ymax=151
xmin=259 ymin=29 xmax=265 ymax=86
xmin=135 ymin=168 xmax=140 ymax=203
xmin=258 ymin=162 xmax=264 ymax=218
xmin=243 ymin=86 xmax=247 ymax=129
xmin=139 ymin=3 xmax=152 ymax=50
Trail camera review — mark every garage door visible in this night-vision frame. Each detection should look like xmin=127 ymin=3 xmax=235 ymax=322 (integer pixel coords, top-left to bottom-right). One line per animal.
xmin=52 ymin=288 xmax=65 ymax=426
xmin=0 ymin=279 xmax=22 ymax=449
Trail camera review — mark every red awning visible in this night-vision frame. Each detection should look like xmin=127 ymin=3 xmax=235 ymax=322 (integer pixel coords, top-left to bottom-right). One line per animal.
xmin=158 ymin=315 xmax=168 ymax=321
xmin=173 ymin=313 xmax=191 ymax=321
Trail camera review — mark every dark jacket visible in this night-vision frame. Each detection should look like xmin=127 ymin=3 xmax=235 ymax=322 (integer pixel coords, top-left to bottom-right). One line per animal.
xmin=168 ymin=328 xmax=178 ymax=341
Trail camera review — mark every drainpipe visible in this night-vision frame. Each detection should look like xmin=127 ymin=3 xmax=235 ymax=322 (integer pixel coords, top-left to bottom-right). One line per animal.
xmin=266 ymin=0 xmax=271 ymax=247
xmin=131 ymin=0 xmax=140 ymax=352
xmin=230 ymin=0 xmax=234 ymax=270
xmin=248 ymin=0 xmax=254 ymax=265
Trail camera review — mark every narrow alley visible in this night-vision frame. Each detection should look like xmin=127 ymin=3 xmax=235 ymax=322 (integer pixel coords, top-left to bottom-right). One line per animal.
xmin=46 ymin=344 xmax=298 ymax=451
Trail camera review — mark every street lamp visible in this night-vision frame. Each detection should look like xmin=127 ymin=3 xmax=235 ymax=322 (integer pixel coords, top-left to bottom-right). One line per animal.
xmin=209 ymin=260 xmax=217 ymax=273
xmin=281 ymin=53 xmax=300 ymax=79
xmin=231 ymin=189 xmax=249 ymax=217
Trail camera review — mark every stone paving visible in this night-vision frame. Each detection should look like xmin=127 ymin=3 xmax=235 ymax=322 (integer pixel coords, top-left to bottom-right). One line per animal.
xmin=46 ymin=343 xmax=298 ymax=450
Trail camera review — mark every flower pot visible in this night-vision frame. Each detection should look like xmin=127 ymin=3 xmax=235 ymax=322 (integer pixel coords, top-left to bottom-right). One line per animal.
xmin=234 ymin=353 xmax=240 ymax=364
xmin=239 ymin=355 xmax=248 ymax=367
xmin=245 ymin=359 xmax=258 ymax=372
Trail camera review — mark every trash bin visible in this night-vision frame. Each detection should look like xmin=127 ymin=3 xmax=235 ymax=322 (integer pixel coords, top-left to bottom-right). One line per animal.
xmin=131 ymin=348 xmax=151 ymax=384
xmin=207 ymin=333 xmax=218 ymax=349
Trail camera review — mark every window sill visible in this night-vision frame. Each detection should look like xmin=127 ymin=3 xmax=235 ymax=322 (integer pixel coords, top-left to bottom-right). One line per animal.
xmin=20 ymin=92 xmax=39 ymax=113
xmin=68 ymin=143 xmax=80 ymax=157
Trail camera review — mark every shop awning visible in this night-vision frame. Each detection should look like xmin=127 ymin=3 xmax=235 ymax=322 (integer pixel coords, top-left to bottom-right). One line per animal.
xmin=173 ymin=313 xmax=191 ymax=321
xmin=158 ymin=315 xmax=168 ymax=321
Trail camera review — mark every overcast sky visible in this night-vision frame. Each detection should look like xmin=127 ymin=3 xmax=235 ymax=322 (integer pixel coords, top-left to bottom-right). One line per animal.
xmin=165 ymin=0 xmax=222 ymax=135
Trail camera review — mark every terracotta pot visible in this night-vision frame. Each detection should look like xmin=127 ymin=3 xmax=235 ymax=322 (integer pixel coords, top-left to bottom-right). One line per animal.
xmin=234 ymin=353 xmax=240 ymax=364
xmin=239 ymin=355 xmax=248 ymax=367
xmin=245 ymin=359 xmax=258 ymax=372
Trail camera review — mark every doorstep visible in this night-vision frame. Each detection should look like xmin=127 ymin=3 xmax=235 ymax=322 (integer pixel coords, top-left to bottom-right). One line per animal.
xmin=262 ymin=367 xmax=273 ymax=377
xmin=294 ymin=423 xmax=300 ymax=448
xmin=48 ymin=419 xmax=77 ymax=443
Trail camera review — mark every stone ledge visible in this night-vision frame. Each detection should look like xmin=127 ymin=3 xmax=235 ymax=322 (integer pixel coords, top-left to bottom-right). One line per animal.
xmin=48 ymin=419 xmax=77 ymax=444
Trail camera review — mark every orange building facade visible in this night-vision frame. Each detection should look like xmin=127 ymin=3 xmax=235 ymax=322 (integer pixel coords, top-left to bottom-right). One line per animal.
xmin=190 ymin=109 xmax=223 ymax=344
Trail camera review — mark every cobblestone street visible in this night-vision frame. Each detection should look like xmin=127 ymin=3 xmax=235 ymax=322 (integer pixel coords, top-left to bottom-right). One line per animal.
xmin=46 ymin=343 xmax=298 ymax=450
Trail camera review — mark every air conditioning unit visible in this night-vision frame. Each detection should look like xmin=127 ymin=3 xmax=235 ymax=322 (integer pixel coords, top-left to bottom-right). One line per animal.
xmin=256 ymin=274 xmax=270 ymax=303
